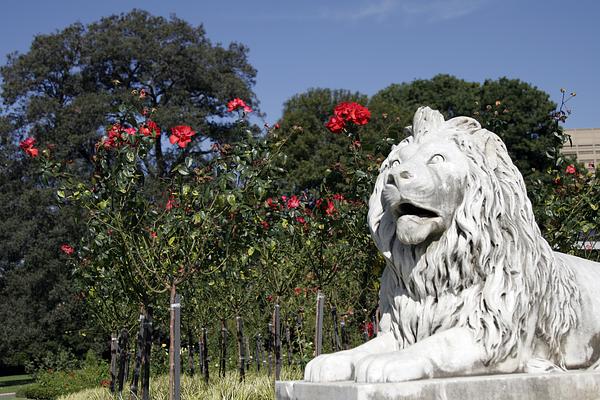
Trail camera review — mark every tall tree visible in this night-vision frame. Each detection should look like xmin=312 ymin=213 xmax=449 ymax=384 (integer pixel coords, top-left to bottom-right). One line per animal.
xmin=0 ymin=9 xmax=258 ymax=368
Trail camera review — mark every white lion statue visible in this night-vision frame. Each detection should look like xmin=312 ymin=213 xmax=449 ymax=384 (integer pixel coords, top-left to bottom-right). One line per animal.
xmin=305 ymin=106 xmax=600 ymax=383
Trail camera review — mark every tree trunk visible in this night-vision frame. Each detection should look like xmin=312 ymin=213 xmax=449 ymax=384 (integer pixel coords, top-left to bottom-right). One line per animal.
xmin=117 ymin=329 xmax=129 ymax=394
xmin=202 ymin=327 xmax=209 ymax=384
xmin=129 ymin=311 xmax=145 ymax=399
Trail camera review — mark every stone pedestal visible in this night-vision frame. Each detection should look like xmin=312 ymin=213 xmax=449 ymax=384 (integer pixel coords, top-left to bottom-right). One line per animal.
xmin=276 ymin=371 xmax=600 ymax=400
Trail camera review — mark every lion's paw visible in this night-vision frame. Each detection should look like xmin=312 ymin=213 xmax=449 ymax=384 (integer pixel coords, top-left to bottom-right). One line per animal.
xmin=304 ymin=351 xmax=357 ymax=382
xmin=355 ymin=352 xmax=432 ymax=383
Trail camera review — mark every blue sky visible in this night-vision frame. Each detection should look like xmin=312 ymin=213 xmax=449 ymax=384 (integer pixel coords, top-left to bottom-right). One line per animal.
xmin=0 ymin=0 xmax=598 ymax=128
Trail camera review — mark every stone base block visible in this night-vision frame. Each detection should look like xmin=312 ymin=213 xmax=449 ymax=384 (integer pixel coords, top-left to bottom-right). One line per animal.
xmin=276 ymin=371 xmax=600 ymax=400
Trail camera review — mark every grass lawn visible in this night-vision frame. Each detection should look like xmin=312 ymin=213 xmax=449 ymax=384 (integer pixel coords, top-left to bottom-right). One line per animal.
xmin=0 ymin=374 xmax=34 ymax=398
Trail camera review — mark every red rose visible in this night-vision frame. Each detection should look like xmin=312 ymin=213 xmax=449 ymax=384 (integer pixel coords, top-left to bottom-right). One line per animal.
xmin=363 ymin=321 xmax=374 ymax=338
xmin=328 ymin=102 xmax=371 ymax=131
xmin=266 ymin=294 xmax=274 ymax=302
xmin=265 ymin=197 xmax=279 ymax=209
xmin=295 ymin=216 xmax=306 ymax=225
xmin=325 ymin=200 xmax=336 ymax=216
xmin=19 ymin=137 xmax=35 ymax=149
xmin=294 ymin=287 xmax=303 ymax=296
xmin=227 ymin=98 xmax=252 ymax=113
xmin=149 ymin=231 xmax=157 ymax=239
xmin=102 ymin=124 xmax=124 ymax=149
xmin=165 ymin=195 xmax=177 ymax=211
xmin=325 ymin=116 xmax=346 ymax=133
xmin=140 ymin=120 xmax=160 ymax=137
xmin=565 ymin=164 xmax=576 ymax=175
xmin=332 ymin=194 xmax=345 ymax=202
xmin=274 ymin=123 xmax=280 ymax=129
xmin=260 ymin=220 xmax=270 ymax=230
xmin=124 ymin=127 xmax=137 ymax=136
xmin=286 ymin=195 xmax=300 ymax=209
xmin=169 ymin=125 xmax=196 ymax=148
xmin=60 ymin=244 xmax=75 ymax=255
xmin=25 ymin=147 xmax=39 ymax=157
xmin=19 ymin=137 xmax=39 ymax=157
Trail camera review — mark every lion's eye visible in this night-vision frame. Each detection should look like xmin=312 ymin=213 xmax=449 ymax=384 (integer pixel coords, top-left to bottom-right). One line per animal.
xmin=390 ymin=159 xmax=401 ymax=168
xmin=428 ymin=154 xmax=445 ymax=164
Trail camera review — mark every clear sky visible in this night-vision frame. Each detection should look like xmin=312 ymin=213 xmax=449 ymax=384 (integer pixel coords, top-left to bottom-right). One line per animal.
xmin=0 ymin=0 xmax=598 ymax=128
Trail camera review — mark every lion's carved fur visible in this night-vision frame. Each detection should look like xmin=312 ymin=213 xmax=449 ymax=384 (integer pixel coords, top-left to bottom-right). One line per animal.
xmin=368 ymin=107 xmax=581 ymax=367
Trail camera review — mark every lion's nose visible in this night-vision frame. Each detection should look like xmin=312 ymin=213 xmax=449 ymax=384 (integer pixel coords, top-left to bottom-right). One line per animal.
xmin=387 ymin=169 xmax=413 ymax=186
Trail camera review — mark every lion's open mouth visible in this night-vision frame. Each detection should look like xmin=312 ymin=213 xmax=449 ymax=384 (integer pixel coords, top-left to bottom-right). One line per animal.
xmin=394 ymin=202 xmax=439 ymax=219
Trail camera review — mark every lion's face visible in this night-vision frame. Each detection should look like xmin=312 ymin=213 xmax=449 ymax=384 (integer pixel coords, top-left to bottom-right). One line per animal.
xmin=380 ymin=134 xmax=470 ymax=245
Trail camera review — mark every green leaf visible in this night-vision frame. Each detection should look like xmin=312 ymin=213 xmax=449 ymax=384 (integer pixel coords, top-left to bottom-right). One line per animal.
xmin=168 ymin=237 xmax=176 ymax=246
xmin=192 ymin=213 xmax=203 ymax=224
xmin=226 ymin=194 xmax=236 ymax=206
xmin=57 ymin=190 xmax=65 ymax=198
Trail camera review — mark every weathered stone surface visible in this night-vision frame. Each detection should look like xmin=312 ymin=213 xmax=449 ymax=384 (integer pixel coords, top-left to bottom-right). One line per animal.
xmin=278 ymin=371 xmax=600 ymax=400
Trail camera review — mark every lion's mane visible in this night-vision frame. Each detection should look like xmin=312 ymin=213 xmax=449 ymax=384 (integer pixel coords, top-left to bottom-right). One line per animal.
xmin=368 ymin=107 xmax=580 ymax=366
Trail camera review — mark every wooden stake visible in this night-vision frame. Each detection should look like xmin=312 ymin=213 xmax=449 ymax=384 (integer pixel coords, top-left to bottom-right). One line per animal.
xmin=314 ymin=292 xmax=325 ymax=356
xmin=331 ymin=307 xmax=341 ymax=351
xmin=169 ymin=286 xmax=181 ymax=400
xmin=236 ymin=316 xmax=245 ymax=381
xmin=198 ymin=336 xmax=204 ymax=375
xmin=202 ymin=327 xmax=209 ymax=384
xmin=255 ymin=334 xmax=262 ymax=372
xmin=274 ymin=305 xmax=282 ymax=380
xmin=110 ymin=333 xmax=118 ymax=394
xmin=267 ymin=323 xmax=273 ymax=376
xmin=219 ymin=320 xmax=227 ymax=378
xmin=187 ymin=329 xmax=195 ymax=376
xmin=129 ymin=313 xmax=145 ymax=399
xmin=244 ymin=337 xmax=251 ymax=371
xmin=340 ymin=318 xmax=349 ymax=350
xmin=141 ymin=307 xmax=153 ymax=400
xmin=285 ymin=324 xmax=292 ymax=367
xmin=117 ymin=328 xmax=129 ymax=394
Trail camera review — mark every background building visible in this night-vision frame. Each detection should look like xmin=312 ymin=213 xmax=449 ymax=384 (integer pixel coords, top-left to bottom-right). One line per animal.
xmin=562 ymin=128 xmax=600 ymax=171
